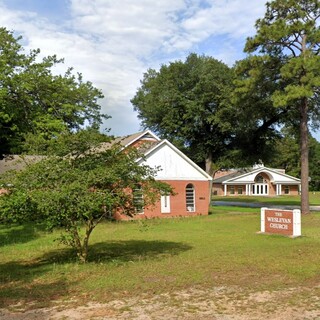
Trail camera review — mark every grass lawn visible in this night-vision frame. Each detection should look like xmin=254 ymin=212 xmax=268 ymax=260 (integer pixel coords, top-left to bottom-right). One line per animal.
xmin=212 ymin=191 xmax=320 ymax=206
xmin=1 ymin=209 xmax=319 ymax=310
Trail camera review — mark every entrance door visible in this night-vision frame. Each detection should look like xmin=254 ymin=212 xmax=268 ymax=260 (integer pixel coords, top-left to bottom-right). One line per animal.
xmin=161 ymin=195 xmax=171 ymax=213
xmin=252 ymin=183 xmax=268 ymax=195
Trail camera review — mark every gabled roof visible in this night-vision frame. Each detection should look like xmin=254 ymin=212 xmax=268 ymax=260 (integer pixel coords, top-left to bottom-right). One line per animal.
xmin=1 ymin=131 xmax=212 ymax=182
xmin=212 ymin=169 xmax=251 ymax=183
xmin=103 ymin=130 xmax=212 ymax=181
xmin=96 ymin=130 xmax=160 ymax=153
xmin=218 ymin=166 xmax=300 ymax=185
xmin=137 ymin=138 xmax=212 ymax=181
xmin=121 ymin=130 xmax=160 ymax=147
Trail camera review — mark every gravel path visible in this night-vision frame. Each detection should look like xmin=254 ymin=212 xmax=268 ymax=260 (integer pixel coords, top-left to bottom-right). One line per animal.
xmin=1 ymin=285 xmax=319 ymax=320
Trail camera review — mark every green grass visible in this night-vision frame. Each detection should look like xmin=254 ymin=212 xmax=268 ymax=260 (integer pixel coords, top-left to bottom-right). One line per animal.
xmin=212 ymin=191 xmax=320 ymax=206
xmin=0 ymin=211 xmax=320 ymax=309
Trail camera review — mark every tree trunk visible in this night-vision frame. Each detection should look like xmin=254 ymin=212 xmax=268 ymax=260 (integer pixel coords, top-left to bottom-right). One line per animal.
xmin=205 ymin=153 xmax=213 ymax=176
xmin=78 ymin=222 xmax=95 ymax=263
xmin=300 ymin=98 xmax=309 ymax=214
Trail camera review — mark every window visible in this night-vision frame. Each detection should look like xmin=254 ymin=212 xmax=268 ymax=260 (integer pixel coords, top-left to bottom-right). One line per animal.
xmin=238 ymin=187 xmax=243 ymax=195
xmin=230 ymin=186 xmax=235 ymax=195
xmin=255 ymin=175 xmax=265 ymax=183
xmin=252 ymin=174 xmax=269 ymax=195
xmin=133 ymin=185 xmax=144 ymax=214
xmin=186 ymin=183 xmax=195 ymax=212
xmin=284 ymin=185 xmax=290 ymax=194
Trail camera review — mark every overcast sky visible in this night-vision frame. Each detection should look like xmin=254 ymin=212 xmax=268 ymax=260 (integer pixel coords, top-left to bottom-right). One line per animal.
xmin=0 ymin=0 xmax=267 ymax=137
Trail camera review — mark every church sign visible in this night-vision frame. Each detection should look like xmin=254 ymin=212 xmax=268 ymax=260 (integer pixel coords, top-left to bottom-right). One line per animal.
xmin=260 ymin=207 xmax=301 ymax=237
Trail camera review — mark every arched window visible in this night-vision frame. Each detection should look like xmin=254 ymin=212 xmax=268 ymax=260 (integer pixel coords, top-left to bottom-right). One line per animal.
xmin=133 ymin=185 xmax=144 ymax=214
xmin=255 ymin=175 xmax=266 ymax=183
xmin=252 ymin=174 xmax=269 ymax=195
xmin=186 ymin=183 xmax=195 ymax=212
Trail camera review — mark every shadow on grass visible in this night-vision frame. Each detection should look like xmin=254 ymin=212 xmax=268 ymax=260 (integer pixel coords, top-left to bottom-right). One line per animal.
xmin=0 ymin=259 xmax=72 ymax=308
xmin=0 ymin=223 xmax=45 ymax=247
xmin=42 ymin=239 xmax=193 ymax=264
xmin=0 ymin=240 xmax=191 ymax=307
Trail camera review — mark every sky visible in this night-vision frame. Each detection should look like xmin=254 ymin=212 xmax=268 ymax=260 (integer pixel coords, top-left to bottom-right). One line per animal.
xmin=0 ymin=0 xmax=268 ymax=137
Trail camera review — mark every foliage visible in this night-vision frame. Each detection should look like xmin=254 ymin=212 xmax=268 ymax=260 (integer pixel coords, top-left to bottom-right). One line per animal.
xmin=0 ymin=130 xmax=172 ymax=262
xmin=267 ymin=128 xmax=320 ymax=191
xmin=308 ymin=136 xmax=320 ymax=191
xmin=131 ymin=53 xmax=234 ymax=174
xmin=232 ymin=55 xmax=292 ymax=164
xmin=0 ymin=27 xmax=106 ymax=157
xmin=240 ymin=0 xmax=320 ymax=213
xmin=266 ymin=127 xmax=300 ymax=177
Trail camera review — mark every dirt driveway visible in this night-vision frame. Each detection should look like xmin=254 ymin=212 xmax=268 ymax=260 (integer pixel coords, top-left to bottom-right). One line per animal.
xmin=1 ymin=286 xmax=319 ymax=319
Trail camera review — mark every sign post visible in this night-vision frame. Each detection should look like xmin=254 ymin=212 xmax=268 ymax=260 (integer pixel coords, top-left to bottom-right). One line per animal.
xmin=260 ymin=207 xmax=301 ymax=238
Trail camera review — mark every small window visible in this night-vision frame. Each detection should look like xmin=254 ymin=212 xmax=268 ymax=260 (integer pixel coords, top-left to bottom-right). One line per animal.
xmin=284 ymin=186 xmax=290 ymax=195
xmin=133 ymin=185 xmax=144 ymax=214
xmin=255 ymin=175 xmax=266 ymax=183
xmin=186 ymin=183 xmax=195 ymax=212
xmin=230 ymin=186 xmax=235 ymax=195
xmin=238 ymin=187 xmax=243 ymax=195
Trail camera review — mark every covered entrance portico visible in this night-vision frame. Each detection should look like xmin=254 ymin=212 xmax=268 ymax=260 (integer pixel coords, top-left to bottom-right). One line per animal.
xmin=220 ymin=166 xmax=301 ymax=197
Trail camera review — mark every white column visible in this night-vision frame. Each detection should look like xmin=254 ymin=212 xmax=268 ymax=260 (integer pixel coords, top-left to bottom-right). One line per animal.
xmin=260 ymin=207 xmax=266 ymax=233
xmin=224 ymin=184 xmax=227 ymax=196
xmin=278 ymin=184 xmax=282 ymax=195
xmin=293 ymin=209 xmax=301 ymax=237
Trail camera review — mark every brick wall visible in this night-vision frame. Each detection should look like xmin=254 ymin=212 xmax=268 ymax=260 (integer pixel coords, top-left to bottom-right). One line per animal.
xmin=115 ymin=180 xmax=211 ymax=220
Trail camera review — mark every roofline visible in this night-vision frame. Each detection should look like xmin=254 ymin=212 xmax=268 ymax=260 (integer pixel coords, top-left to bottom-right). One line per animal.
xmin=140 ymin=139 xmax=213 ymax=181
xmin=222 ymin=166 xmax=300 ymax=184
xmin=125 ymin=130 xmax=161 ymax=148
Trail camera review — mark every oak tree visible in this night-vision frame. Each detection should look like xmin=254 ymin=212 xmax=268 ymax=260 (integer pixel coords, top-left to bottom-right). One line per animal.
xmin=131 ymin=53 xmax=234 ymax=175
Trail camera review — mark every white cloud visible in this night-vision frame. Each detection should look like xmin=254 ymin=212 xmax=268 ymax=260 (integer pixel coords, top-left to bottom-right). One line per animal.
xmin=0 ymin=0 xmax=266 ymax=136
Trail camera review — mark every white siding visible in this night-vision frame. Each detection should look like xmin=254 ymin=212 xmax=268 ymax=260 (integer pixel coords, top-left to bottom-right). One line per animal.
xmin=143 ymin=143 xmax=208 ymax=180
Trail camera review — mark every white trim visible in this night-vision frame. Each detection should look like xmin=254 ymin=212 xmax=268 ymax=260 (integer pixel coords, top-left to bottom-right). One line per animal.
xmin=139 ymin=139 xmax=212 ymax=181
xmin=161 ymin=194 xmax=171 ymax=213
xmin=222 ymin=166 xmax=301 ymax=184
xmin=252 ymin=183 xmax=269 ymax=195
xmin=261 ymin=207 xmax=266 ymax=233
xmin=186 ymin=183 xmax=196 ymax=212
xmin=293 ymin=209 xmax=301 ymax=237
xmin=152 ymin=176 xmax=209 ymax=181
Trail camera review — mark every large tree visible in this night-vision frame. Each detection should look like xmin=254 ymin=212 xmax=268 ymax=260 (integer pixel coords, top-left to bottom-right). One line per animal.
xmin=243 ymin=0 xmax=320 ymax=213
xmin=0 ymin=27 xmax=105 ymax=157
xmin=131 ymin=53 xmax=234 ymax=175
xmin=0 ymin=129 xmax=171 ymax=263
xmin=232 ymin=55 xmax=288 ymax=164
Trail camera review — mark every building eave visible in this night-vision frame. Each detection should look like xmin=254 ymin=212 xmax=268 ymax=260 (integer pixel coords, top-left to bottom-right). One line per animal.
xmin=139 ymin=139 xmax=212 ymax=181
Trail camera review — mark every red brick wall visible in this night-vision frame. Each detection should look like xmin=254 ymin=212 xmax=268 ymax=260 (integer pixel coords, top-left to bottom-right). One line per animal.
xmin=280 ymin=185 xmax=299 ymax=195
xmin=212 ymin=183 xmax=224 ymax=196
xmin=115 ymin=180 xmax=211 ymax=220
